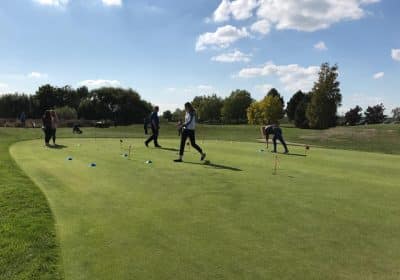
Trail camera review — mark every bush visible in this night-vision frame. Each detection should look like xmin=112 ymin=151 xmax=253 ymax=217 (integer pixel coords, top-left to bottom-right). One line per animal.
xmin=55 ymin=106 xmax=78 ymax=120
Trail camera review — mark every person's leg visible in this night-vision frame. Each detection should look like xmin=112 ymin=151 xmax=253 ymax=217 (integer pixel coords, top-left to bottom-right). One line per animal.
xmin=154 ymin=129 xmax=161 ymax=147
xmin=145 ymin=127 xmax=156 ymax=146
xmin=273 ymin=135 xmax=278 ymax=152
xmin=277 ymin=134 xmax=289 ymax=153
xmin=175 ymin=130 xmax=188 ymax=161
xmin=188 ymin=130 xmax=206 ymax=160
xmin=45 ymin=128 xmax=51 ymax=145
xmin=52 ymin=129 xmax=56 ymax=144
xmin=188 ymin=130 xmax=202 ymax=154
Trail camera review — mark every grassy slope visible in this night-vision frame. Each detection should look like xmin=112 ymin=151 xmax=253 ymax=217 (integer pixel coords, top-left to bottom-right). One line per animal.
xmin=11 ymin=138 xmax=400 ymax=280
xmin=0 ymin=129 xmax=62 ymax=280
xmin=0 ymin=123 xmax=399 ymax=279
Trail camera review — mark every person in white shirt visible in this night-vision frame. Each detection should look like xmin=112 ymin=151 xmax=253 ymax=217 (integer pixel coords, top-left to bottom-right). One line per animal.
xmin=174 ymin=102 xmax=206 ymax=162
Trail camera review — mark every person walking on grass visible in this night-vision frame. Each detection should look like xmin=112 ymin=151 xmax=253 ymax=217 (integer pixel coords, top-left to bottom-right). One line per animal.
xmin=145 ymin=106 xmax=162 ymax=148
xmin=262 ymin=124 xmax=289 ymax=154
xmin=42 ymin=110 xmax=52 ymax=146
xmin=174 ymin=102 xmax=206 ymax=163
xmin=50 ymin=110 xmax=59 ymax=145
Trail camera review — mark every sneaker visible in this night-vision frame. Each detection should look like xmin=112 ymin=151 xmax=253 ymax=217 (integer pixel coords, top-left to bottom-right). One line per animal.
xmin=155 ymin=145 xmax=162 ymax=148
xmin=144 ymin=142 xmax=149 ymax=147
xmin=174 ymin=159 xmax=183 ymax=162
xmin=201 ymin=153 xmax=206 ymax=161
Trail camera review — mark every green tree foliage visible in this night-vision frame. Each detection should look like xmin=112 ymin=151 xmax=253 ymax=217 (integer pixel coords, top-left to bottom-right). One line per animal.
xmin=55 ymin=106 xmax=78 ymax=120
xmin=344 ymin=106 xmax=363 ymax=126
xmin=286 ymin=90 xmax=306 ymax=121
xmin=247 ymin=94 xmax=285 ymax=125
xmin=306 ymin=63 xmax=342 ymax=129
xmin=392 ymin=107 xmax=400 ymax=121
xmin=365 ymin=104 xmax=386 ymax=124
xmin=294 ymin=94 xmax=311 ymax=128
xmin=172 ymin=108 xmax=184 ymax=122
xmin=0 ymin=94 xmax=37 ymax=118
xmin=162 ymin=110 xmax=173 ymax=121
xmin=192 ymin=94 xmax=223 ymax=123
xmin=78 ymin=87 xmax=152 ymax=124
xmin=221 ymin=89 xmax=253 ymax=124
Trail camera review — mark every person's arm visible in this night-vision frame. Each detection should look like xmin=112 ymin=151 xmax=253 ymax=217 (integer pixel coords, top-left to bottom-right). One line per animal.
xmin=183 ymin=112 xmax=194 ymax=128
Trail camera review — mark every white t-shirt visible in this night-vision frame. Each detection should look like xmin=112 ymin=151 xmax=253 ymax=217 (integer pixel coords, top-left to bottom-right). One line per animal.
xmin=184 ymin=111 xmax=196 ymax=130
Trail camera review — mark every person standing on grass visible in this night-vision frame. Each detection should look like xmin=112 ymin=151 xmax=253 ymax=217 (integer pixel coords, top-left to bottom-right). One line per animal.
xmin=174 ymin=102 xmax=206 ymax=163
xmin=262 ymin=124 xmax=289 ymax=154
xmin=42 ymin=110 xmax=52 ymax=146
xmin=50 ymin=110 xmax=59 ymax=145
xmin=145 ymin=106 xmax=162 ymax=148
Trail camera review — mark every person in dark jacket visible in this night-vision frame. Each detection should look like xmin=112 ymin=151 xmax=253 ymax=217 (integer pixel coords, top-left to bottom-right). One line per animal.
xmin=42 ymin=110 xmax=52 ymax=146
xmin=262 ymin=124 xmax=289 ymax=154
xmin=145 ymin=106 xmax=161 ymax=148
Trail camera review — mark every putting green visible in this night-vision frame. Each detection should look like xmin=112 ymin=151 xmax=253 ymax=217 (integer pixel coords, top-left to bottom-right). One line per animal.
xmin=10 ymin=138 xmax=400 ymax=280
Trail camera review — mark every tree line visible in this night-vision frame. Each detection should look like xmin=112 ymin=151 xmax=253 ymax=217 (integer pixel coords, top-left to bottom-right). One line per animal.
xmin=1 ymin=63 xmax=398 ymax=127
xmin=0 ymin=85 xmax=152 ymax=124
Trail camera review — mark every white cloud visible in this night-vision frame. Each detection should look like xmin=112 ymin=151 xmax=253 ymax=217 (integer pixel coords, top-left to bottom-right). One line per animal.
xmin=28 ymin=72 xmax=48 ymax=79
xmin=213 ymin=0 xmax=259 ymax=22
xmin=102 ymin=0 xmax=122 ymax=6
xmin=373 ymin=72 xmax=384 ymax=79
xmin=314 ymin=41 xmax=328 ymax=51
xmin=196 ymin=25 xmax=249 ymax=51
xmin=212 ymin=0 xmax=380 ymax=32
xmin=211 ymin=50 xmax=252 ymax=63
xmin=392 ymin=49 xmax=400 ymax=61
xmin=79 ymin=79 xmax=121 ymax=89
xmin=250 ymin=20 xmax=271 ymax=35
xmin=238 ymin=62 xmax=320 ymax=92
xmin=33 ymin=0 xmax=69 ymax=7
xmin=254 ymin=84 xmax=273 ymax=94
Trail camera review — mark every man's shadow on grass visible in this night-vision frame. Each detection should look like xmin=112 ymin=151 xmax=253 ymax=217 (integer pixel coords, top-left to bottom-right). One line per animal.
xmin=184 ymin=161 xmax=242 ymax=172
xmin=47 ymin=144 xmax=68 ymax=150
xmin=160 ymin=147 xmax=180 ymax=152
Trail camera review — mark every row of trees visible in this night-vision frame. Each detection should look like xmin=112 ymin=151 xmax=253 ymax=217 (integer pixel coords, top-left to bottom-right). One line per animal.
xmin=344 ymin=104 xmax=400 ymax=125
xmin=175 ymin=63 xmax=343 ymax=129
xmin=0 ymin=85 xmax=152 ymax=124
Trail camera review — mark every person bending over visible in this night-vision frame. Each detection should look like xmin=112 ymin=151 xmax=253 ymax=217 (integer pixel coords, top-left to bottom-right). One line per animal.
xmin=145 ymin=106 xmax=162 ymax=148
xmin=174 ymin=102 xmax=206 ymax=162
xmin=263 ymin=124 xmax=289 ymax=154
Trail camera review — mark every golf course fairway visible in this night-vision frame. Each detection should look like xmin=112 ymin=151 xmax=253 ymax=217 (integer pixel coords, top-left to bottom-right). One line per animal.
xmin=10 ymin=138 xmax=400 ymax=280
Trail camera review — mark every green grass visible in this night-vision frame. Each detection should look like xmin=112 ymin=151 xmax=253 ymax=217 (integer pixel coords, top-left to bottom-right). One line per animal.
xmin=1 ymin=123 xmax=400 ymax=279
xmin=10 ymin=137 xmax=400 ymax=279
xmin=0 ymin=130 xmax=62 ymax=280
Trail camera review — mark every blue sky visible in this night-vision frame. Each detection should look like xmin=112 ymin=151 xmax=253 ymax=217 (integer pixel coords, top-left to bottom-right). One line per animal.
xmin=0 ymin=0 xmax=399 ymax=114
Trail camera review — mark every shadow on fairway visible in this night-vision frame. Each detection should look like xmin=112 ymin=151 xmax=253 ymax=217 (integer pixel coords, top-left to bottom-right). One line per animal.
xmin=285 ymin=153 xmax=307 ymax=157
xmin=160 ymin=147 xmax=180 ymax=152
xmin=184 ymin=161 xmax=242 ymax=172
xmin=48 ymin=144 xmax=68 ymax=150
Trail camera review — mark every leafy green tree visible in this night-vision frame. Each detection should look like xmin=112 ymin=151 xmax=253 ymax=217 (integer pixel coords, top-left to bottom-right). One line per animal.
xmin=365 ymin=104 xmax=386 ymax=124
xmin=172 ymin=108 xmax=184 ymax=122
xmin=306 ymin=63 xmax=342 ymax=129
xmin=286 ymin=90 xmax=306 ymax=121
xmin=392 ymin=107 xmax=400 ymax=121
xmin=221 ymin=89 xmax=253 ymax=124
xmin=294 ymin=94 xmax=310 ymax=128
xmin=192 ymin=94 xmax=223 ymax=122
xmin=247 ymin=102 xmax=263 ymax=125
xmin=162 ymin=110 xmax=173 ymax=121
xmin=55 ymin=106 xmax=78 ymax=120
xmin=344 ymin=106 xmax=363 ymax=126
xmin=247 ymin=94 xmax=285 ymax=125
